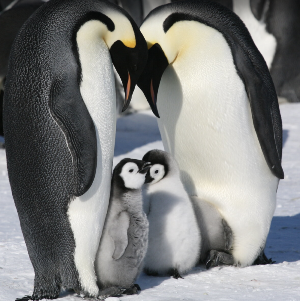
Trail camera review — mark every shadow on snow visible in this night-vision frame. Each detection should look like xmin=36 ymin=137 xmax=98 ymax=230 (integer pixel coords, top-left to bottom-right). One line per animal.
xmin=266 ymin=213 xmax=300 ymax=263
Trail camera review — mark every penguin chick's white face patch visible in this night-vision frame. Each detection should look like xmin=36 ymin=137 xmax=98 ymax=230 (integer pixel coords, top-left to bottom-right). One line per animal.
xmin=120 ymin=162 xmax=146 ymax=189
xmin=149 ymin=164 xmax=165 ymax=184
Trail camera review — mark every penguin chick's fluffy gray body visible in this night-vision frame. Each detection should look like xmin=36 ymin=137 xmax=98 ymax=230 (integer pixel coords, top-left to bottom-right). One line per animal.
xmin=95 ymin=159 xmax=149 ymax=293
xmin=143 ymin=150 xmax=200 ymax=277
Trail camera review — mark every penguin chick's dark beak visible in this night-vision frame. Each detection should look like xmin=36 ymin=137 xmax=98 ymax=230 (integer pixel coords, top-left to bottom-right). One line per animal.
xmin=144 ymin=170 xmax=153 ymax=184
xmin=137 ymin=43 xmax=169 ymax=118
xmin=138 ymin=162 xmax=152 ymax=174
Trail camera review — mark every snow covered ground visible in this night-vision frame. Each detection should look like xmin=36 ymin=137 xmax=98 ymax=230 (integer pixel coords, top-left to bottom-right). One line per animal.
xmin=0 ymin=104 xmax=299 ymax=301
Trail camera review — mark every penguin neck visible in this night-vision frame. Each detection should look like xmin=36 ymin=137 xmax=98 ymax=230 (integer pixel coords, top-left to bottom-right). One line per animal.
xmin=76 ymin=20 xmax=117 ymax=182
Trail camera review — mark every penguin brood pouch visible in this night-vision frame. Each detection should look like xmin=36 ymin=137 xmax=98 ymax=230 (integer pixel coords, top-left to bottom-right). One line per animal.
xmin=3 ymin=0 xmax=147 ymax=299
xmin=138 ymin=0 xmax=283 ymax=268
xmin=95 ymin=158 xmax=150 ymax=298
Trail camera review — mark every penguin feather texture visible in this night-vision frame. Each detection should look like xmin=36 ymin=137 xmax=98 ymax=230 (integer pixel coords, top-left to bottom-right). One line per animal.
xmin=95 ymin=160 xmax=149 ymax=292
xmin=143 ymin=150 xmax=200 ymax=276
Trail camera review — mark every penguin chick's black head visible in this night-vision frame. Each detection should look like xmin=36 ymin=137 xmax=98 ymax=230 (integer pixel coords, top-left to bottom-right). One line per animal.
xmin=137 ymin=43 xmax=169 ymax=118
xmin=143 ymin=149 xmax=169 ymax=184
xmin=113 ymin=158 xmax=151 ymax=190
xmin=109 ymin=15 xmax=148 ymax=112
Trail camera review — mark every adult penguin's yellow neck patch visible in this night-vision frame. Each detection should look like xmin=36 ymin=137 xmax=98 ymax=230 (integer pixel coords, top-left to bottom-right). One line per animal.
xmin=122 ymin=39 xmax=136 ymax=48
xmin=146 ymin=41 xmax=154 ymax=49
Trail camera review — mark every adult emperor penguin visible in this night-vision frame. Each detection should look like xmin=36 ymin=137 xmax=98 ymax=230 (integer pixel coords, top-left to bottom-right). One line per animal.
xmin=137 ymin=0 xmax=284 ymax=268
xmin=95 ymin=158 xmax=150 ymax=297
xmin=3 ymin=0 xmax=147 ymax=299
xmin=215 ymin=0 xmax=300 ymax=103
xmin=142 ymin=150 xmax=200 ymax=278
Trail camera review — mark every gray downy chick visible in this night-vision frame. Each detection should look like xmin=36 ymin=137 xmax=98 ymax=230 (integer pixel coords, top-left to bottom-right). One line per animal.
xmin=95 ymin=158 xmax=150 ymax=298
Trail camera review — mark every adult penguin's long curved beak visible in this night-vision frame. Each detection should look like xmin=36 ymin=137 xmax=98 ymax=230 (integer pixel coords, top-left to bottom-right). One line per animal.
xmin=123 ymin=71 xmax=133 ymax=112
xmin=109 ymin=22 xmax=148 ymax=113
xmin=137 ymin=43 xmax=169 ymax=118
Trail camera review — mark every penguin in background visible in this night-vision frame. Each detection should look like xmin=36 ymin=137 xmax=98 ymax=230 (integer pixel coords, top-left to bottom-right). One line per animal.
xmin=95 ymin=158 xmax=150 ymax=298
xmin=142 ymin=150 xmax=200 ymax=278
xmin=0 ymin=0 xmax=45 ymax=82
xmin=0 ymin=0 xmax=13 ymax=11
xmin=246 ymin=0 xmax=300 ymax=103
xmin=108 ymin=0 xmax=172 ymax=27
xmin=3 ymin=0 xmax=147 ymax=299
xmin=138 ymin=0 xmax=283 ymax=268
xmin=213 ymin=0 xmax=300 ymax=103
xmin=0 ymin=0 xmax=45 ymax=138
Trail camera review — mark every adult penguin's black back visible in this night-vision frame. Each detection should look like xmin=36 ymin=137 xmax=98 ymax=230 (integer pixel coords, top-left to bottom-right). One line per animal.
xmin=3 ymin=0 xmax=147 ymax=299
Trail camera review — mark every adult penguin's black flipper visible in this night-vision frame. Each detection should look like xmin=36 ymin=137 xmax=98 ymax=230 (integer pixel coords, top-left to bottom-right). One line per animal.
xmin=50 ymin=76 xmax=97 ymax=196
xmin=226 ymin=20 xmax=284 ymax=179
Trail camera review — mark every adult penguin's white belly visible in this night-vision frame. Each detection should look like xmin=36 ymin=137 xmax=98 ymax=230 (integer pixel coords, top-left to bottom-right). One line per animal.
xmin=67 ymin=21 xmax=116 ymax=294
xmin=156 ymin=23 xmax=278 ymax=267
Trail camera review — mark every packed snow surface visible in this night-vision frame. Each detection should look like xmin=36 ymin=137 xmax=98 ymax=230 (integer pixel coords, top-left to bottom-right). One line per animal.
xmin=0 ymin=104 xmax=299 ymax=300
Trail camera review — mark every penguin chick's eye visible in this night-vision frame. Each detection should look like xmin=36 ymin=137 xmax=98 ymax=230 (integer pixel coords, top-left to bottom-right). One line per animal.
xmin=149 ymin=164 xmax=165 ymax=184
xmin=129 ymin=169 xmax=134 ymax=173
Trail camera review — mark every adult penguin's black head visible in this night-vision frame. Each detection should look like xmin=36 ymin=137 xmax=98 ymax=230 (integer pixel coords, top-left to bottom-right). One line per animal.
xmin=136 ymin=5 xmax=174 ymax=118
xmin=137 ymin=43 xmax=169 ymax=118
xmin=104 ymin=6 xmax=148 ymax=111
xmin=76 ymin=3 xmax=148 ymax=112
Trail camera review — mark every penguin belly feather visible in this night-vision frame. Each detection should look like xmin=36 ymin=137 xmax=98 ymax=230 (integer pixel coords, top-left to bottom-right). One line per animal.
xmin=144 ymin=176 xmax=200 ymax=275
xmin=96 ymin=190 xmax=149 ymax=289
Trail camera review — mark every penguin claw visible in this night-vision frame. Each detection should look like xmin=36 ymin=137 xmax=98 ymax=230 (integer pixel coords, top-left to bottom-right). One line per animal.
xmin=253 ymin=251 xmax=276 ymax=265
xmin=206 ymin=250 xmax=234 ymax=269
xmin=168 ymin=268 xmax=183 ymax=279
xmin=123 ymin=284 xmax=141 ymax=295
xmin=16 ymin=293 xmax=59 ymax=300
xmin=15 ymin=295 xmax=34 ymax=301
xmin=133 ymin=283 xmax=141 ymax=291
xmin=173 ymin=270 xmax=183 ymax=279
xmin=98 ymin=286 xmax=126 ymax=299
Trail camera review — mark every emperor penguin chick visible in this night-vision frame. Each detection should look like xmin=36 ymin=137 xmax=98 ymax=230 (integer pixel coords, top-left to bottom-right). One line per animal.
xmin=142 ymin=150 xmax=200 ymax=279
xmin=95 ymin=158 xmax=150 ymax=297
